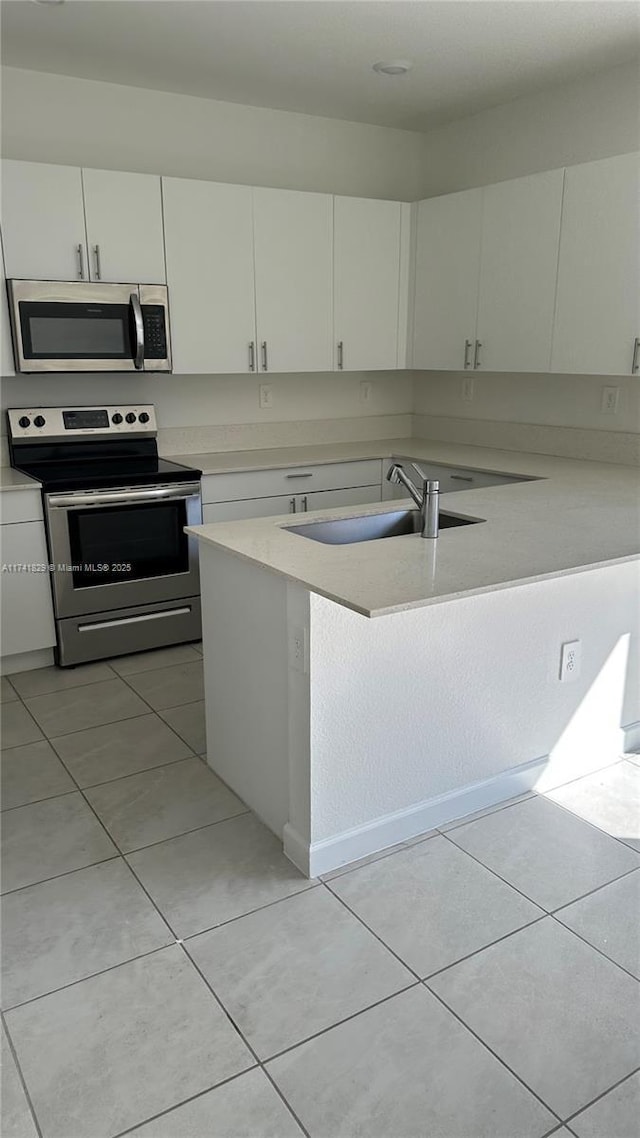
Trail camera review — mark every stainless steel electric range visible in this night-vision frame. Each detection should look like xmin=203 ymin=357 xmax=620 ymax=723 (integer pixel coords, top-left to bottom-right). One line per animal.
xmin=8 ymin=405 xmax=202 ymax=667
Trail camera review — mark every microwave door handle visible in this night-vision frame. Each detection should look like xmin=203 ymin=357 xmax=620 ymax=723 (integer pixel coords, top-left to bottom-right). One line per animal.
xmin=130 ymin=292 xmax=145 ymax=370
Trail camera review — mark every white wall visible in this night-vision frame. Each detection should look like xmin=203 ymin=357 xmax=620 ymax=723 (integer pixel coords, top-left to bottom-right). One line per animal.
xmin=419 ymin=61 xmax=640 ymax=197
xmin=414 ymin=371 xmax=640 ymax=434
xmin=0 ymin=67 xmax=426 ymax=201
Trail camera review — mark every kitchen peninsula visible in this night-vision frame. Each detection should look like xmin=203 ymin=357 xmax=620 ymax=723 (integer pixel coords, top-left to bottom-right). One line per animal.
xmin=189 ymin=441 xmax=640 ymax=876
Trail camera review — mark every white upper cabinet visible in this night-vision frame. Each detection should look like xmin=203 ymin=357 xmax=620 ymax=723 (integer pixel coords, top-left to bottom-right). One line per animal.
xmin=82 ymin=168 xmax=166 ymax=283
xmin=2 ymin=159 xmax=87 ymax=281
xmin=333 ymin=196 xmax=403 ymax=371
xmin=412 ymin=188 xmax=483 ymax=371
xmin=253 ymin=187 xmax=333 ymax=373
xmin=551 ymin=152 xmax=640 ymax=375
xmin=476 ymin=169 xmax=564 ymax=372
xmin=163 ymin=178 xmax=256 ymax=374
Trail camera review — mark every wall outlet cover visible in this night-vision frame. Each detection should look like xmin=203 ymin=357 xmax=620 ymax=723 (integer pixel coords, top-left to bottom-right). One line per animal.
xmin=559 ymin=640 xmax=581 ymax=682
xmin=259 ymin=384 xmax=273 ymax=410
xmin=359 ymin=381 xmax=372 ymax=403
xmin=461 ymin=376 xmax=475 ymax=402
xmin=600 ymin=386 xmax=619 ymax=415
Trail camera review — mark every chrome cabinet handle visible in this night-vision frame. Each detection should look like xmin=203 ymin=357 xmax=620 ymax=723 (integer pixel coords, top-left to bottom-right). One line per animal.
xmin=261 ymin=341 xmax=268 ymax=371
xmin=301 ymin=495 xmax=308 ymax=511
xmin=76 ymin=244 xmax=85 ymax=279
xmin=248 ymin=341 xmax=256 ymax=372
xmin=337 ymin=341 xmax=344 ymax=370
xmin=632 ymin=337 xmax=640 ymax=374
xmin=474 ymin=339 xmax=482 ymax=369
xmin=130 ymin=292 xmax=145 ymax=370
xmin=463 ymin=339 xmax=472 ymax=369
xmin=289 ymin=497 xmax=296 ymax=513
xmin=285 ymin=472 xmax=313 ymax=480
xmin=93 ymin=244 xmax=102 ymax=280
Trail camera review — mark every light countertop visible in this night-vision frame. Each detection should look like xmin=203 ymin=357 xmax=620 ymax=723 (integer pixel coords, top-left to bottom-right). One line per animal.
xmin=0 ymin=467 xmax=42 ymax=492
xmin=187 ymin=439 xmax=640 ymax=617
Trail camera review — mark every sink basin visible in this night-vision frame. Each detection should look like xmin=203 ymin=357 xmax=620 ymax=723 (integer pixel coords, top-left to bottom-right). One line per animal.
xmin=286 ymin=508 xmax=483 ymax=545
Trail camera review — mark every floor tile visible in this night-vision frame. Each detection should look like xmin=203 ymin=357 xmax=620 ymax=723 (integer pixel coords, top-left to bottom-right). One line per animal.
xmin=1 ymin=859 xmax=173 ymax=1008
xmin=189 ymin=886 xmax=412 ymax=1058
xmin=330 ymin=835 xmax=542 ymax=977
xmin=1 ymin=703 xmax=44 ymax=750
xmin=626 ymin=751 xmax=640 ymax=768
xmin=267 ymin=985 xmax=555 ymax=1138
xmin=128 ymin=812 xmax=314 ymax=938
xmin=554 ymin=869 xmax=640 ymax=978
xmin=1 ymin=1026 xmax=38 ymax=1138
xmin=159 ymin=701 xmax=206 ymax=753
xmin=547 ymin=760 xmax=640 ymax=851
xmin=126 ymin=1068 xmax=302 ymax=1138
xmin=5 ymin=945 xmax=253 ymax=1138
xmin=320 ymin=831 xmax=438 ymax=881
xmin=85 ymin=758 xmax=247 ymax=852
xmin=50 ymin=712 xmax=192 ymax=787
xmin=1 ymin=675 xmax=18 ymax=703
xmin=448 ymin=794 xmax=639 ymax=910
xmin=123 ymin=660 xmax=204 ymax=710
xmin=24 ymin=678 xmax=148 ymax=738
xmin=109 ymin=643 xmax=202 ymax=677
xmin=569 ymin=1070 xmax=640 ymax=1138
xmin=1 ymin=739 xmax=75 ymax=810
xmin=8 ymin=662 xmax=115 ymax=699
xmin=438 ymin=791 xmax=536 ymax=833
xmin=429 ymin=917 xmax=640 ymax=1119
xmin=1 ymin=792 xmax=117 ymax=894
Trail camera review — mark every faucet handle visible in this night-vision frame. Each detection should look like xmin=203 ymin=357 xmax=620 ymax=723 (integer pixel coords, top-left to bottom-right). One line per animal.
xmin=411 ymin=462 xmax=429 ymax=484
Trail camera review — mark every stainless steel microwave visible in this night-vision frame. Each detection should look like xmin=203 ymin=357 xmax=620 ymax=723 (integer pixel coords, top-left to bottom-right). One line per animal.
xmin=7 ymin=280 xmax=172 ymax=373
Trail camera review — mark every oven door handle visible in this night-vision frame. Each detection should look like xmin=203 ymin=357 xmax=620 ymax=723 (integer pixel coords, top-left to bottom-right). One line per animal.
xmin=47 ymin=484 xmax=201 ymax=509
xmin=130 ymin=292 xmax=145 ymax=371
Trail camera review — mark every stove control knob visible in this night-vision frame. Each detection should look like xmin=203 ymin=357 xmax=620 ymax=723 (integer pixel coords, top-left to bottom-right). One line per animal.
xmin=33 ymin=415 xmax=46 ymax=428
xmin=111 ymin=413 xmax=123 ymax=425
xmin=18 ymin=416 xmax=31 ymax=429
xmin=125 ymin=412 xmax=137 ymax=424
xmin=138 ymin=412 xmax=150 ymax=424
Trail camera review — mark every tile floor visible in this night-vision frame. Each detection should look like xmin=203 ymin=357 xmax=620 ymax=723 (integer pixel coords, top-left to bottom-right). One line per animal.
xmin=1 ymin=643 xmax=639 ymax=1138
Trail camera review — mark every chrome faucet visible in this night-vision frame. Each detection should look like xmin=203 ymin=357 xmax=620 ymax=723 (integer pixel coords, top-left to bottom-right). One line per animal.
xmin=387 ymin=462 xmax=440 ymax=538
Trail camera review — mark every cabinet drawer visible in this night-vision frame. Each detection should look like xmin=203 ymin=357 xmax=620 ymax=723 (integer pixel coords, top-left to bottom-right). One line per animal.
xmin=1 ymin=490 xmax=43 ymax=525
xmin=385 ymin=457 xmax=527 ymax=495
xmin=202 ymin=459 xmax=382 ymax=504
xmin=203 ymin=495 xmax=294 ymax=524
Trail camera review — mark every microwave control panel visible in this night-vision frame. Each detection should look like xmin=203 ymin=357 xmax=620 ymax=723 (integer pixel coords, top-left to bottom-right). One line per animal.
xmin=7 ymin=405 xmax=157 ymax=440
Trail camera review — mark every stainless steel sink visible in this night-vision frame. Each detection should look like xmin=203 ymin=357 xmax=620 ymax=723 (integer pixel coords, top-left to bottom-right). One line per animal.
xmin=286 ymin=509 xmax=482 ymax=545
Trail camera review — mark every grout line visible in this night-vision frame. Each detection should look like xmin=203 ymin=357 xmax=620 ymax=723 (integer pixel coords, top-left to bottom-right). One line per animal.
xmin=561 ymin=1064 xmax=640 ymax=1131
xmin=440 ymin=828 xmax=552 ymax=912
xmin=181 ymin=882 xmax=321 ymax=944
xmin=109 ymin=1066 xmax=266 ymax=1138
xmin=435 ymin=790 xmax=537 ymax=834
xmin=319 ymin=830 xmax=438 ymax=882
xmin=420 ymin=914 xmax=549 ymax=985
xmin=422 ymin=982 xmax=565 ymax=1129
xmin=1 ymin=1010 xmax=45 ymax=1138
xmin=79 ymin=752 xmax=213 ymax=791
xmin=549 ymin=908 xmax=640 ymax=985
xmin=322 ymin=880 xmax=422 ymax=982
xmin=115 ymin=666 xmax=206 ymax=751
xmin=117 ymin=807 xmax=251 ymax=858
xmin=1 ymin=854 xmax=121 ymax=897
xmin=550 ymin=863 xmax=640 ymax=917
xmin=537 ymin=787 xmax=640 ymax=857
xmin=2 ymin=939 xmax=176 ymax=1014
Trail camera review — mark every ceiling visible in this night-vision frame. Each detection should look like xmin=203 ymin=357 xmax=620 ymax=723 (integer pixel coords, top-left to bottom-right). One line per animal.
xmin=1 ymin=0 xmax=639 ymax=132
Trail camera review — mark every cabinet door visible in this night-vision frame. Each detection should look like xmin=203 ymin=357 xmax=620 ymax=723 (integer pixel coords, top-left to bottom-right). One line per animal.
xmin=163 ymin=179 xmax=256 ymax=373
xmin=1 ymin=237 xmax=15 ymax=376
xmin=82 ymin=168 xmax=166 ymax=283
xmin=334 ymin=196 xmax=402 ymax=371
xmin=253 ymin=187 xmax=333 ymax=372
xmin=302 ymin=485 xmax=381 ymax=511
xmin=476 ymin=169 xmax=564 ymax=372
xmin=203 ymin=495 xmax=296 ymax=523
xmin=0 ymin=522 xmax=56 ymax=657
xmin=551 ymin=152 xmax=640 ymax=375
xmin=2 ymin=159 xmax=87 ymax=281
xmin=412 ymin=188 xmax=482 ymax=370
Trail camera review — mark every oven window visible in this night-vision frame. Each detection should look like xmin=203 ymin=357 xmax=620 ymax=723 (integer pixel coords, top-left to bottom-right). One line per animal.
xmin=67 ymin=501 xmax=189 ymax=588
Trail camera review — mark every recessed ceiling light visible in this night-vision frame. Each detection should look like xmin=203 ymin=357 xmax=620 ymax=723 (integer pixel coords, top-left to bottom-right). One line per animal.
xmin=372 ymin=60 xmax=413 ymax=77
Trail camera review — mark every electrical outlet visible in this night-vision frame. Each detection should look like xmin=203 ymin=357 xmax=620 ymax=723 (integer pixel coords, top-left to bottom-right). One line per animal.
xmin=359 ymin=381 xmax=372 ymax=404
xmin=559 ymin=640 xmax=581 ymax=682
xmin=259 ymin=384 xmax=273 ymax=410
xmin=289 ymin=627 xmax=308 ymax=674
xmin=600 ymin=386 xmax=619 ymax=415
xmin=461 ymin=376 xmax=475 ymax=402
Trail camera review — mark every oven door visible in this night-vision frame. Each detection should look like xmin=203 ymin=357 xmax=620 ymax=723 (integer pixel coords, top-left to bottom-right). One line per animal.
xmin=45 ymin=482 xmax=201 ymax=619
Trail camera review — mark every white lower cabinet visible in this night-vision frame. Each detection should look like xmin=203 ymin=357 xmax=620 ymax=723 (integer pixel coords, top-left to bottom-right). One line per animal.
xmin=1 ymin=519 xmax=56 ymax=658
xmin=201 ymin=459 xmax=383 ymax=524
xmin=382 ymin=457 xmax=528 ymax=499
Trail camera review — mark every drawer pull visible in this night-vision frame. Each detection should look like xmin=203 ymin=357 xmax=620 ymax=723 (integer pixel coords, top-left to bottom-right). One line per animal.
xmin=632 ymin=337 xmax=640 ymax=375
xmin=285 ymin=473 xmax=313 ymax=480
xmin=451 ymin=475 xmax=474 ymax=482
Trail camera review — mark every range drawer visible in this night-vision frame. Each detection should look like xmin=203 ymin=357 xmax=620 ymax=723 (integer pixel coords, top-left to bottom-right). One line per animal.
xmin=202 ymin=459 xmax=382 ymax=504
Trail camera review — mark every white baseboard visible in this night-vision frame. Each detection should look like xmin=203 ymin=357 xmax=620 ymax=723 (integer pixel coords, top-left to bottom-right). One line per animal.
xmin=623 ymin=720 xmax=640 ymax=754
xmin=1 ymin=648 xmax=54 ymax=675
xmin=284 ymin=754 xmax=548 ymax=878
